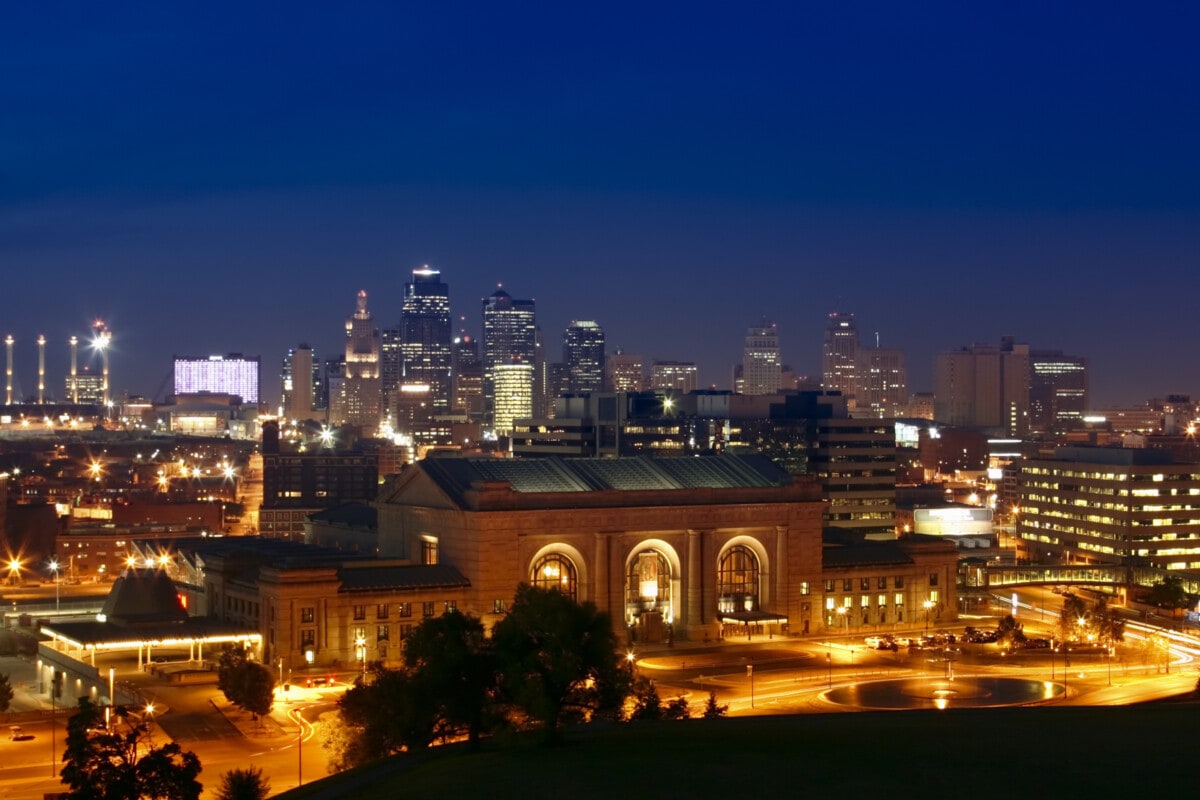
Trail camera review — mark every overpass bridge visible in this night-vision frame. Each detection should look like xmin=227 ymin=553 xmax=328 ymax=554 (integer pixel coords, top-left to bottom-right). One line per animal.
xmin=982 ymin=564 xmax=1200 ymax=596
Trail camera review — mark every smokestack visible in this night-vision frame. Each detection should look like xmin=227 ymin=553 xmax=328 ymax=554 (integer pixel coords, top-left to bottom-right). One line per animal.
xmin=70 ymin=336 xmax=79 ymax=403
xmin=4 ymin=335 xmax=12 ymax=405
xmin=37 ymin=335 xmax=45 ymax=404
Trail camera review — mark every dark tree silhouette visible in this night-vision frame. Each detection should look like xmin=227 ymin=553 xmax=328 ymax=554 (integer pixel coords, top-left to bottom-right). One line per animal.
xmin=402 ymin=610 xmax=496 ymax=750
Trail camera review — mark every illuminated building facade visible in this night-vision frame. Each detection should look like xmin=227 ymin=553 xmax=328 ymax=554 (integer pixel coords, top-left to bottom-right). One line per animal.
xmin=334 ymin=290 xmax=382 ymax=429
xmin=934 ymin=338 xmax=1030 ymax=436
xmin=173 ymin=354 xmax=260 ymax=404
xmin=563 ymin=320 xmax=605 ymax=394
xmin=1029 ymin=349 xmax=1088 ymax=433
xmin=605 ymin=350 xmax=644 ymax=393
xmin=821 ymin=311 xmax=858 ymax=406
xmin=451 ymin=334 xmax=483 ymax=418
xmin=281 ymin=344 xmax=320 ymax=420
xmin=855 ymin=346 xmax=907 ymax=418
xmin=398 ymin=267 xmax=453 ymax=412
xmin=1017 ymin=446 xmax=1200 ymax=571
xmin=649 ymin=360 xmax=698 ymax=393
xmin=492 ymin=363 xmax=533 ymax=434
xmin=742 ymin=320 xmax=781 ymax=396
xmin=481 ymin=289 xmax=536 ymax=426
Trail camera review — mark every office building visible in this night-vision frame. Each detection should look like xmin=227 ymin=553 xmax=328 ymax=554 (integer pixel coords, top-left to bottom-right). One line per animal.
xmin=934 ymin=338 xmax=1030 ymax=435
xmin=821 ymin=312 xmax=858 ymax=405
xmin=563 ymin=321 xmax=605 ymax=394
xmin=492 ymin=363 xmax=534 ymax=434
xmin=398 ymin=267 xmax=453 ymax=413
xmin=742 ymin=320 xmax=781 ymax=396
xmin=1017 ymin=446 xmax=1200 ymax=571
xmin=173 ymin=354 xmax=260 ymax=404
xmin=481 ymin=289 xmax=536 ymax=426
xmin=650 ymin=360 xmax=698 ymax=394
xmin=606 ymin=350 xmax=644 ymax=393
xmin=855 ymin=346 xmax=907 ymax=418
xmin=1029 ymin=350 xmax=1088 ymax=433
xmin=451 ymin=334 xmax=483 ymax=418
xmin=281 ymin=344 xmax=320 ymax=421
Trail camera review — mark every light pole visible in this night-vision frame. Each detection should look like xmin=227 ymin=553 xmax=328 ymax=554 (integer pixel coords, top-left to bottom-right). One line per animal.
xmin=356 ymin=636 xmax=366 ymax=683
xmin=49 ymin=558 xmax=60 ymax=613
xmin=923 ymin=599 xmax=934 ymax=635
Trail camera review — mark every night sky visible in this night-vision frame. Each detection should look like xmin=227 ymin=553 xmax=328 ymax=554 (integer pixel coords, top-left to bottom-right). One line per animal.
xmin=2 ymin=3 xmax=1197 ymax=408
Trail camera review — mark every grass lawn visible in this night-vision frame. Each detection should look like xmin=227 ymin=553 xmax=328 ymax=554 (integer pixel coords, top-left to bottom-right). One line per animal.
xmin=278 ymin=703 xmax=1197 ymax=799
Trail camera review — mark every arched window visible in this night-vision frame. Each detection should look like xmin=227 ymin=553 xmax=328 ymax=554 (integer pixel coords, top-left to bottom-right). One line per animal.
xmin=530 ymin=553 xmax=578 ymax=601
xmin=625 ymin=550 xmax=671 ymax=613
xmin=717 ymin=545 xmax=760 ymax=614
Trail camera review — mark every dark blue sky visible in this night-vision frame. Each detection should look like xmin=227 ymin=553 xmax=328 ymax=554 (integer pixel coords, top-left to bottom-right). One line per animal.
xmin=2 ymin=2 xmax=1197 ymax=407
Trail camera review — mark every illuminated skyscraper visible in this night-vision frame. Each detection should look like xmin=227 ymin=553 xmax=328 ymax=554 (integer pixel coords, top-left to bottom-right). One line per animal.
xmin=563 ymin=320 xmax=605 ymax=394
xmin=493 ymin=363 xmax=533 ymax=434
xmin=742 ymin=319 xmax=780 ymax=396
xmin=481 ymin=289 xmax=536 ymax=426
xmin=821 ymin=311 xmax=858 ymax=405
xmin=855 ymin=346 xmax=907 ymax=418
xmin=334 ymin=290 xmax=382 ymax=429
xmin=606 ymin=350 xmax=644 ymax=393
xmin=399 ymin=267 xmax=453 ymax=412
xmin=282 ymin=344 xmax=320 ymax=420
xmin=934 ymin=337 xmax=1030 ymax=435
xmin=451 ymin=334 xmax=483 ymax=418
xmin=649 ymin=361 xmax=698 ymax=394
xmin=1029 ymin=350 xmax=1088 ymax=433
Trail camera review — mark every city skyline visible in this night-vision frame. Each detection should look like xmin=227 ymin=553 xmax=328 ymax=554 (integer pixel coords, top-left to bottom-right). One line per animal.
xmin=2 ymin=4 xmax=1198 ymax=407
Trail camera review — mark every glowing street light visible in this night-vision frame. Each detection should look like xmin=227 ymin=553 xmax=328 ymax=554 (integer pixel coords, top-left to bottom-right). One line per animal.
xmin=923 ymin=599 xmax=934 ymax=634
xmin=48 ymin=558 xmax=60 ymax=613
xmin=6 ymin=556 xmax=22 ymax=586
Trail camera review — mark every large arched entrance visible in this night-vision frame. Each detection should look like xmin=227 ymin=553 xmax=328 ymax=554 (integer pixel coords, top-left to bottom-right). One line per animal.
xmin=716 ymin=539 xmax=786 ymax=640
xmin=529 ymin=551 xmax=579 ymax=602
xmin=623 ymin=544 xmax=679 ymax=644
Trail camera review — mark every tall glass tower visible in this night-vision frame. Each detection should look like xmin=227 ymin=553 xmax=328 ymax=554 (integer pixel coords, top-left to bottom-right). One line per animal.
xmin=821 ymin=311 xmax=858 ymax=405
xmin=482 ymin=288 xmax=536 ymax=425
xmin=742 ymin=319 xmax=780 ymax=395
xmin=399 ymin=267 xmax=453 ymax=413
xmin=563 ymin=320 xmax=605 ymax=394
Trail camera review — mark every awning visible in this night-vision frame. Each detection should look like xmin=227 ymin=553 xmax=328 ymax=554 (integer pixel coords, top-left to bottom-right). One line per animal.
xmin=718 ymin=609 xmax=788 ymax=625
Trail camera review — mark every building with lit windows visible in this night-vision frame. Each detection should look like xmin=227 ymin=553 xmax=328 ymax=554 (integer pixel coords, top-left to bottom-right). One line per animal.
xmin=281 ymin=344 xmax=321 ymax=421
xmin=481 ymin=289 xmax=536 ymax=426
xmin=492 ymin=363 xmax=533 ymax=434
xmin=563 ymin=321 xmax=605 ymax=394
xmin=934 ymin=337 xmax=1030 ymax=436
xmin=333 ymin=291 xmax=382 ymax=429
xmin=649 ymin=360 xmax=698 ymax=393
xmin=451 ymin=334 xmax=483 ymax=418
xmin=605 ymin=350 xmax=644 ymax=393
xmin=742 ymin=320 xmax=781 ymax=396
xmin=855 ymin=346 xmax=907 ymax=418
xmin=1029 ymin=349 xmax=1088 ymax=433
xmin=396 ymin=267 xmax=453 ymax=413
xmin=1017 ymin=446 xmax=1200 ymax=571
xmin=173 ymin=354 xmax=260 ymax=404
xmin=821 ymin=311 xmax=858 ymax=406
xmin=375 ymin=454 xmax=957 ymax=641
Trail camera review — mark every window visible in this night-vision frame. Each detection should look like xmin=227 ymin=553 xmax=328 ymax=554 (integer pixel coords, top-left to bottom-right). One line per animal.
xmin=799 ymin=581 xmax=810 ymax=596
xmin=377 ymin=625 xmax=389 ymax=642
xmin=353 ymin=626 xmax=366 ymax=642
xmin=376 ymin=603 xmax=389 ymax=619
xmin=421 ymin=538 xmax=439 ymax=565
xmin=444 ymin=600 xmax=457 ymax=613
xmin=929 ymin=573 xmax=939 ymax=587
xmin=860 ymin=577 xmax=870 ymax=591
xmin=877 ymin=577 xmax=887 ymax=590
xmin=300 ymin=607 xmax=315 ymax=624
xmin=842 ymin=579 xmax=852 ymax=592
xmin=824 ymin=579 xmax=835 ymax=592
xmin=400 ymin=624 xmax=414 ymax=640
xmin=717 ymin=545 xmax=760 ymax=614
xmin=531 ymin=553 xmax=578 ymax=601
xmin=492 ymin=599 xmax=506 ymax=614
xmin=422 ymin=601 xmax=435 ymax=618
xmin=397 ymin=602 xmax=412 ymax=618
xmin=300 ymin=629 xmax=315 ymax=647
xmin=353 ymin=605 xmax=366 ymax=621
xmin=378 ymin=642 xmax=388 ymax=660
xmin=895 ymin=576 xmax=905 ymax=589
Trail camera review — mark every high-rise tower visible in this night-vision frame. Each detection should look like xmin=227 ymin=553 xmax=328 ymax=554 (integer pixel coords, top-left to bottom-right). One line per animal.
xmin=282 ymin=344 xmax=320 ymax=420
xmin=334 ymin=290 xmax=382 ymax=429
xmin=563 ymin=321 xmax=605 ymax=394
xmin=481 ymin=288 xmax=536 ymax=426
xmin=451 ymin=333 xmax=483 ymax=418
xmin=399 ymin=267 xmax=453 ymax=412
xmin=821 ymin=312 xmax=858 ymax=405
xmin=742 ymin=319 xmax=781 ymax=396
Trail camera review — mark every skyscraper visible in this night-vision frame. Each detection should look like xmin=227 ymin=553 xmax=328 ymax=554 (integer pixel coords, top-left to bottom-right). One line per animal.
xmin=399 ymin=267 xmax=453 ymax=413
xmin=563 ymin=320 xmax=605 ymax=394
xmin=333 ymin=290 xmax=382 ymax=429
xmin=1029 ymin=350 xmax=1088 ymax=433
xmin=481 ymin=288 xmax=536 ymax=426
xmin=173 ymin=354 xmax=260 ymax=403
xmin=934 ymin=338 xmax=1030 ymax=435
xmin=649 ymin=361 xmax=698 ymax=393
xmin=493 ymin=363 xmax=533 ymax=434
xmin=855 ymin=346 xmax=907 ymax=418
xmin=821 ymin=312 xmax=858 ymax=405
xmin=742 ymin=320 xmax=781 ymax=396
xmin=451 ymin=333 xmax=483 ymax=418
xmin=282 ymin=344 xmax=320 ymax=421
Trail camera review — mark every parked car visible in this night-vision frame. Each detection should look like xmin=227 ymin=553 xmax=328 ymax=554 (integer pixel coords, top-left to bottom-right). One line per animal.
xmin=864 ymin=635 xmax=895 ymax=649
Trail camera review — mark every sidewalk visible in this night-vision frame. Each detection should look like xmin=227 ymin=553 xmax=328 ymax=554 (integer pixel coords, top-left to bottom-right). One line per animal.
xmin=0 ymin=655 xmax=55 ymax=715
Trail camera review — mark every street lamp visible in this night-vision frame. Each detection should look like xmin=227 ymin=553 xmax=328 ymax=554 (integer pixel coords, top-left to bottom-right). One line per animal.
xmin=49 ymin=558 xmax=60 ymax=613
xmin=6 ymin=557 xmax=21 ymax=586
xmin=356 ymin=636 xmax=366 ymax=683
xmin=923 ymin=599 xmax=934 ymax=634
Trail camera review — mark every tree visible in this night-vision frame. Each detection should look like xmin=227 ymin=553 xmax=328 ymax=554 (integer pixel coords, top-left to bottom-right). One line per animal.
xmin=60 ymin=698 xmax=201 ymax=800
xmin=491 ymin=583 xmax=630 ymax=742
xmin=217 ymin=647 xmax=274 ymax=720
xmin=702 ymin=691 xmax=728 ymax=719
xmin=214 ymin=766 xmax=269 ymax=800
xmin=1093 ymin=597 xmax=1125 ymax=645
xmin=663 ymin=695 xmax=691 ymax=720
xmin=1058 ymin=593 xmax=1088 ymax=642
xmin=629 ymin=677 xmax=662 ymax=721
xmin=0 ymin=672 xmax=12 ymax=716
xmin=996 ymin=614 xmax=1025 ymax=649
xmin=1146 ymin=576 xmax=1189 ymax=611
xmin=328 ymin=666 xmax=436 ymax=770
xmin=402 ymin=610 xmax=496 ymax=750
